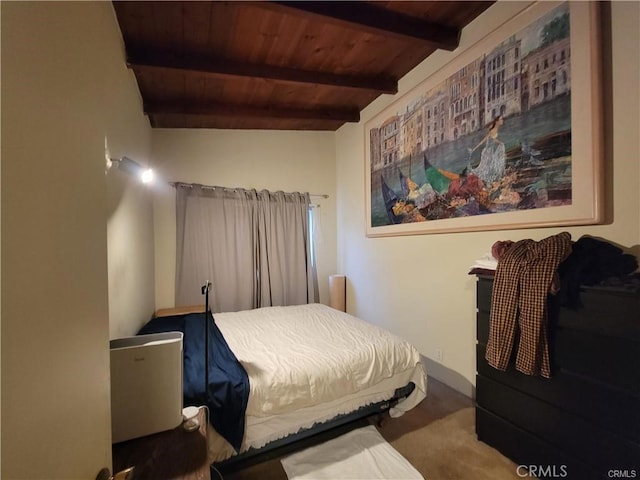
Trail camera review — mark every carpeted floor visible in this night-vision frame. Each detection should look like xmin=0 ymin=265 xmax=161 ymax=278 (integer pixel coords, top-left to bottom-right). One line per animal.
xmin=380 ymin=407 xmax=522 ymax=480
xmin=221 ymin=378 xmax=523 ymax=480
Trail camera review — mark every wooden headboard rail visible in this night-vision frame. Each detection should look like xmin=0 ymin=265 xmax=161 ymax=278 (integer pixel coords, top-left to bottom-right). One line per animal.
xmin=154 ymin=305 xmax=204 ymax=318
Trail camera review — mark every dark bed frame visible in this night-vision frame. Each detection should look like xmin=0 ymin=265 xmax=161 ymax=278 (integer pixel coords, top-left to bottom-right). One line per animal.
xmin=213 ymin=382 xmax=416 ymax=474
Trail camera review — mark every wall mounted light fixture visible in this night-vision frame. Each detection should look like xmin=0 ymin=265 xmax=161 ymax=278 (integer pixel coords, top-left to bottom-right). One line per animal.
xmin=109 ymin=156 xmax=154 ymax=184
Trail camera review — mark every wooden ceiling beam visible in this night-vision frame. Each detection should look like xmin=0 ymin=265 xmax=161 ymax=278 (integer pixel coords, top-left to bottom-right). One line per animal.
xmin=257 ymin=1 xmax=461 ymax=50
xmin=128 ymin=50 xmax=397 ymax=94
xmin=144 ymin=101 xmax=361 ymax=123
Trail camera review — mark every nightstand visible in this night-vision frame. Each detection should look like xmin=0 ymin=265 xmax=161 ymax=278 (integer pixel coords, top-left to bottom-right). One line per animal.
xmin=112 ymin=406 xmax=210 ymax=480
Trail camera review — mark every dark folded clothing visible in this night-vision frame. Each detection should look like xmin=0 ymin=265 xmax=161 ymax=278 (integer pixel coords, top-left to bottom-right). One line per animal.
xmin=558 ymin=236 xmax=638 ymax=308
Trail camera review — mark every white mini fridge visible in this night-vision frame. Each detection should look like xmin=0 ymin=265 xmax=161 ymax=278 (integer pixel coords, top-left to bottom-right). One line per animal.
xmin=110 ymin=332 xmax=184 ymax=443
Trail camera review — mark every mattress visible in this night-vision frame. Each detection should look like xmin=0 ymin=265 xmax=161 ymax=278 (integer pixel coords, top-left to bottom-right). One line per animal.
xmin=207 ymin=303 xmax=427 ymax=462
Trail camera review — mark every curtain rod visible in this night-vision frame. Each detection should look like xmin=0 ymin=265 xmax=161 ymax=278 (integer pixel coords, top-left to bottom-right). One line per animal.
xmin=169 ymin=181 xmax=329 ymax=199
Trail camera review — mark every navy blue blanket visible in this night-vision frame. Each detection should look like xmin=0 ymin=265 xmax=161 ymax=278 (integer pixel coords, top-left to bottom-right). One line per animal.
xmin=138 ymin=312 xmax=249 ymax=451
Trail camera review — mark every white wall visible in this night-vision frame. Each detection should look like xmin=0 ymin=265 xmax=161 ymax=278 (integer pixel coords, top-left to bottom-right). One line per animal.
xmin=336 ymin=1 xmax=640 ymax=395
xmin=1 ymin=2 xmax=153 ymax=478
xmin=107 ymin=167 xmax=156 ymax=339
xmin=151 ymin=129 xmax=337 ymax=310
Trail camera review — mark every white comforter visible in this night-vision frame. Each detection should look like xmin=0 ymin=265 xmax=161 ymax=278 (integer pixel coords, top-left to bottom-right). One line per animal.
xmin=215 ymin=303 xmax=427 ymax=419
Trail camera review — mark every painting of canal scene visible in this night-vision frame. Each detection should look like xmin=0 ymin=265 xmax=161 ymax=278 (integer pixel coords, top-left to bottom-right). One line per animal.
xmin=365 ymin=2 xmax=603 ymax=236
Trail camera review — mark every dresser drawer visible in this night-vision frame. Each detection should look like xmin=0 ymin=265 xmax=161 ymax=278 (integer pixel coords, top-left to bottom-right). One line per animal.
xmin=476 ymin=406 xmax=599 ymax=480
xmin=554 ymin=327 xmax=640 ymax=392
xmin=476 ymin=345 xmax=640 ymax=442
xmin=476 ymin=375 xmax=640 ymax=472
xmin=476 ymin=277 xmax=640 ymax=340
xmin=559 ymin=287 xmax=640 ymax=338
xmin=476 ymin=276 xmax=493 ymax=314
xmin=477 ymin=311 xmax=490 ymax=346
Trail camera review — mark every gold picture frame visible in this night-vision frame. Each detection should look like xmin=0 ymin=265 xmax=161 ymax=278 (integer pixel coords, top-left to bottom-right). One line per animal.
xmin=365 ymin=2 xmax=602 ymax=237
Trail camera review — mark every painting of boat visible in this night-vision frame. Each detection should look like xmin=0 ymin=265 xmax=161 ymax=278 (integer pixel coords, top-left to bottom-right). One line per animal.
xmin=366 ymin=1 xmax=588 ymax=230
xmin=376 ymin=130 xmax=572 ymax=226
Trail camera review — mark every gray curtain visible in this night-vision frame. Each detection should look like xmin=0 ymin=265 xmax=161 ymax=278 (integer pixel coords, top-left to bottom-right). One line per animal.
xmin=175 ymin=184 xmax=317 ymax=312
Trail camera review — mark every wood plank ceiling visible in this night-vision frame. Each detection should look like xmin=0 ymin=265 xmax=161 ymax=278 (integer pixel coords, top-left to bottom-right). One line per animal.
xmin=112 ymin=1 xmax=494 ymax=130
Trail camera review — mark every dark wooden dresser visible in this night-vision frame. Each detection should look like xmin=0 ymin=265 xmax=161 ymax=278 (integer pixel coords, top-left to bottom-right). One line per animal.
xmin=475 ymin=275 xmax=640 ymax=479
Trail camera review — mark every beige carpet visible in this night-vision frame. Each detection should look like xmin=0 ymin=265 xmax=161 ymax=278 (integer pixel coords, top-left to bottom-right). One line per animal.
xmin=384 ymin=407 xmax=523 ymax=480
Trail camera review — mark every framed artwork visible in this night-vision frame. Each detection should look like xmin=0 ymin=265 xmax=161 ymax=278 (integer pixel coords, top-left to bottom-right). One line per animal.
xmin=365 ymin=1 xmax=603 ymax=237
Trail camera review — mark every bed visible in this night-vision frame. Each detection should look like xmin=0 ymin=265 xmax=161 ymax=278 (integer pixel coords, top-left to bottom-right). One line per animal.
xmin=140 ymin=303 xmax=427 ymax=470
